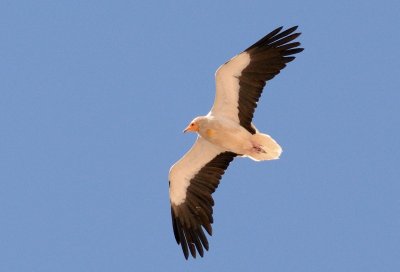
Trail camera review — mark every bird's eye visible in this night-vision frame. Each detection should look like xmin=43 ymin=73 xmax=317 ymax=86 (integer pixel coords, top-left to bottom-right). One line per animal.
xmin=191 ymin=123 xmax=194 ymax=126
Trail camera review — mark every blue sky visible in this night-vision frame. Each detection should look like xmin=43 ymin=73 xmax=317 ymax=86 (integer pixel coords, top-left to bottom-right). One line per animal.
xmin=1 ymin=0 xmax=399 ymax=271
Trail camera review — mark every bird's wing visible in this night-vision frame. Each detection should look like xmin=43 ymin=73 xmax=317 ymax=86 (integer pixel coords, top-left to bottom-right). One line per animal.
xmin=169 ymin=136 xmax=236 ymax=259
xmin=210 ymin=26 xmax=303 ymax=134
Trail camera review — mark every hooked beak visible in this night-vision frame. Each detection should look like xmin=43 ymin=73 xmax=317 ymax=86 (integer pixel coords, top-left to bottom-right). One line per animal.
xmin=183 ymin=123 xmax=199 ymax=133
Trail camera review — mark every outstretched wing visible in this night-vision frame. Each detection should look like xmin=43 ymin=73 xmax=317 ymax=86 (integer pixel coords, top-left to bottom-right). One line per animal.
xmin=210 ymin=26 xmax=303 ymax=134
xmin=169 ymin=137 xmax=236 ymax=259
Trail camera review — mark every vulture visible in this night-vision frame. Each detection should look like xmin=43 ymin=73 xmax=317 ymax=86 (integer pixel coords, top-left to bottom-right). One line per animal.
xmin=169 ymin=26 xmax=303 ymax=259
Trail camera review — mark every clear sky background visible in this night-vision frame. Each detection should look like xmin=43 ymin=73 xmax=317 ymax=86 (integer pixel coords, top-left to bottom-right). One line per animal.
xmin=1 ymin=1 xmax=399 ymax=271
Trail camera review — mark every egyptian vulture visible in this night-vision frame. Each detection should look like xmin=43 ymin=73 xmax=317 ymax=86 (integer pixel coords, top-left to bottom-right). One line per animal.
xmin=169 ymin=26 xmax=303 ymax=259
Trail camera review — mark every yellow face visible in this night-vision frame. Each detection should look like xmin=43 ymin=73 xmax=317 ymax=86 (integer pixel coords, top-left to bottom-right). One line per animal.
xmin=183 ymin=121 xmax=199 ymax=133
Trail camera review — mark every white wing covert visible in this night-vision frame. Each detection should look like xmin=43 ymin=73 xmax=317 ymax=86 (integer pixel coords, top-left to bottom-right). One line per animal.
xmin=211 ymin=26 xmax=303 ymax=134
xmin=169 ymin=137 xmax=236 ymax=259
xmin=169 ymin=26 xmax=303 ymax=259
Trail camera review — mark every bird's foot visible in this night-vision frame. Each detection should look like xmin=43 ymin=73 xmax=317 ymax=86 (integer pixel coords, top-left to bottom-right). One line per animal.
xmin=252 ymin=144 xmax=267 ymax=154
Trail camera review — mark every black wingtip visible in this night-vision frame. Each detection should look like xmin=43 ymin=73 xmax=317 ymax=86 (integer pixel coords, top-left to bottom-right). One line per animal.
xmin=274 ymin=26 xmax=284 ymax=33
xmin=170 ymin=152 xmax=237 ymax=259
xmin=283 ymin=48 xmax=304 ymax=56
xmin=245 ymin=26 xmax=302 ymax=52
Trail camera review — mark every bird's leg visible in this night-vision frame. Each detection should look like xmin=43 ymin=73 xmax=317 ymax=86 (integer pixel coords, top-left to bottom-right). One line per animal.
xmin=251 ymin=142 xmax=267 ymax=154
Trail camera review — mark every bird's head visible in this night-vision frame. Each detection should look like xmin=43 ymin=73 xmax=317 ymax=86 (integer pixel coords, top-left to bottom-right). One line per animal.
xmin=183 ymin=116 xmax=205 ymax=133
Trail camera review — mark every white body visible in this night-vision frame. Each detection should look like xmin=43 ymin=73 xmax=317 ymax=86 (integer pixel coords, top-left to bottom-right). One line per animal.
xmin=198 ymin=115 xmax=281 ymax=160
xmin=199 ymin=116 xmax=252 ymax=153
xmin=169 ymin=52 xmax=283 ymax=206
xmin=168 ymin=26 xmax=303 ymax=259
xmin=198 ymin=115 xmax=282 ymax=161
xmin=169 ymin=115 xmax=282 ymax=205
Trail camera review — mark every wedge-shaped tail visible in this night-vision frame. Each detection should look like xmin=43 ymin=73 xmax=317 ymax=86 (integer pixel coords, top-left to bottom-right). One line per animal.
xmin=247 ymin=133 xmax=282 ymax=161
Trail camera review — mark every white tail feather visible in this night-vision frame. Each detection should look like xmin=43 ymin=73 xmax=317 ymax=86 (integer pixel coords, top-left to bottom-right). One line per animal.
xmin=246 ymin=133 xmax=282 ymax=161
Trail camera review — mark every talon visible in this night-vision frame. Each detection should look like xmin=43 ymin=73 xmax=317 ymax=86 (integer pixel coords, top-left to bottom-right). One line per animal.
xmin=253 ymin=145 xmax=267 ymax=153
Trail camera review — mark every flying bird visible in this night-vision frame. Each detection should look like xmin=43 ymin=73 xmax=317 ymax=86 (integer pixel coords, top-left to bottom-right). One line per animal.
xmin=169 ymin=26 xmax=303 ymax=259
